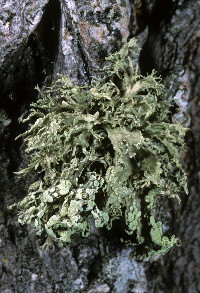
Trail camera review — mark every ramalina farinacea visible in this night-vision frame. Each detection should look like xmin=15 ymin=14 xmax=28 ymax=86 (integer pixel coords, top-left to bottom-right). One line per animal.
xmin=13 ymin=38 xmax=187 ymax=258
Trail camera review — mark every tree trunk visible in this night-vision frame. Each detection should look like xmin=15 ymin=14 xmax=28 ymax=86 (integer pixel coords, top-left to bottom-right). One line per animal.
xmin=0 ymin=0 xmax=199 ymax=292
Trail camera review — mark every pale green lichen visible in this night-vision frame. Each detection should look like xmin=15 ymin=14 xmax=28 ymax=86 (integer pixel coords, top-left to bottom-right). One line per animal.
xmin=13 ymin=38 xmax=187 ymax=258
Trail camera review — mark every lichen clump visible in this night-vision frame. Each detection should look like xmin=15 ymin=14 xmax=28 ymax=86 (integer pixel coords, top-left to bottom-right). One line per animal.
xmin=15 ymin=38 xmax=187 ymax=257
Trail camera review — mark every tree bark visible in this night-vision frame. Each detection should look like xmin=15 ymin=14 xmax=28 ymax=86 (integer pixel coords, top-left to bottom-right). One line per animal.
xmin=0 ymin=0 xmax=199 ymax=292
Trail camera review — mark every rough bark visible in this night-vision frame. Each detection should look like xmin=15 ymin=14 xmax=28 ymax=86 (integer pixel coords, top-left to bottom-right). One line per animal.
xmin=0 ymin=0 xmax=200 ymax=292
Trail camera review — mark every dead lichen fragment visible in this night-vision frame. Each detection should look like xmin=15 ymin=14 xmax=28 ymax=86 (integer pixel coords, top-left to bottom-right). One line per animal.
xmin=14 ymin=38 xmax=187 ymax=258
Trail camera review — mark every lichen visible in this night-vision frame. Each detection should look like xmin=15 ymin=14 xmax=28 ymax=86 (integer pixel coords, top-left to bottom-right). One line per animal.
xmin=13 ymin=38 xmax=187 ymax=258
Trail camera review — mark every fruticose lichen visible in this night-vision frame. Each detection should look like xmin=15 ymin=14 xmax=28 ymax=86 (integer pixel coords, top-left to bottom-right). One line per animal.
xmin=13 ymin=38 xmax=187 ymax=258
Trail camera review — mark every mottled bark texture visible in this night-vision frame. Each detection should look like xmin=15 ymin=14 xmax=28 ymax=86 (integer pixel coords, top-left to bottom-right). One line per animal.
xmin=0 ymin=0 xmax=199 ymax=292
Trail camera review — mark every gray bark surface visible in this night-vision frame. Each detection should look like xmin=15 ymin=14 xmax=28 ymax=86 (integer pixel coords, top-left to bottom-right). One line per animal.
xmin=0 ymin=0 xmax=199 ymax=292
